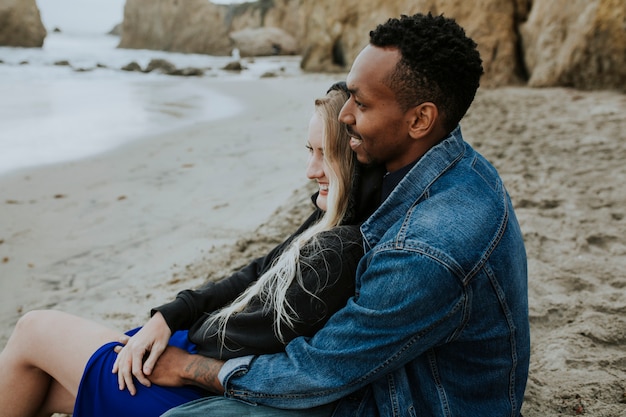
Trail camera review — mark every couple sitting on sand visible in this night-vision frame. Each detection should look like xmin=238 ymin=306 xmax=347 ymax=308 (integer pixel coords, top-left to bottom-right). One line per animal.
xmin=0 ymin=13 xmax=530 ymax=417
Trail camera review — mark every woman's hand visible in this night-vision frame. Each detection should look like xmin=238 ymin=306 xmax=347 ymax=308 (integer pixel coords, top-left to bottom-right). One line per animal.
xmin=112 ymin=311 xmax=172 ymax=395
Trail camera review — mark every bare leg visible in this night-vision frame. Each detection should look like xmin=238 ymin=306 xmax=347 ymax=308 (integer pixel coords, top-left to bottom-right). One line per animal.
xmin=0 ymin=310 xmax=124 ymax=417
xmin=35 ymin=381 xmax=73 ymax=417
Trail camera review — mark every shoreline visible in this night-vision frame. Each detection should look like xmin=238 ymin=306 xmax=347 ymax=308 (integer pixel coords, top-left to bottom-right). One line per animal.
xmin=0 ymin=74 xmax=338 ymax=341
xmin=0 ymin=31 xmax=306 ymax=177
xmin=0 ymin=73 xmax=244 ymax=178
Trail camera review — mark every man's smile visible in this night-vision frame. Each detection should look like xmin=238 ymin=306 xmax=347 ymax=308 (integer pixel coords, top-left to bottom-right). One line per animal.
xmin=345 ymin=126 xmax=363 ymax=150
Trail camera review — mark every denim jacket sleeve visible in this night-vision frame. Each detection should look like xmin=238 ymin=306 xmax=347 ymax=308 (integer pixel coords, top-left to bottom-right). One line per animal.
xmin=220 ymin=245 xmax=468 ymax=408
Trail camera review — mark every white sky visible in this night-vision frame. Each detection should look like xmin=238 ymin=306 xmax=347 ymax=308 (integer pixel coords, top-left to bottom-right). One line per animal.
xmin=37 ymin=0 xmax=248 ymax=35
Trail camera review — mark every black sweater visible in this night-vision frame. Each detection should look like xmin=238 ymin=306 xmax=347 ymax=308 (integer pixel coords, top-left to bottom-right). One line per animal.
xmin=152 ymin=163 xmax=385 ymax=359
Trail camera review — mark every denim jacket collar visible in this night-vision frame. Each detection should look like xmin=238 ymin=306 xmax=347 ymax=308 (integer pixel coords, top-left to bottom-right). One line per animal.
xmin=362 ymin=125 xmax=466 ymax=250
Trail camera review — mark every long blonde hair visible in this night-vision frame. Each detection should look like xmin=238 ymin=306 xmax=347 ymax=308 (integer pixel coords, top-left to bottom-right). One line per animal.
xmin=203 ymin=88 xmax=354 ymax=346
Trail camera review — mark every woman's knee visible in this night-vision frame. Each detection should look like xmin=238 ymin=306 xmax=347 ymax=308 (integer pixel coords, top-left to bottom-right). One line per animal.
xmin=11 ymin=310 xmax=59 ymax=347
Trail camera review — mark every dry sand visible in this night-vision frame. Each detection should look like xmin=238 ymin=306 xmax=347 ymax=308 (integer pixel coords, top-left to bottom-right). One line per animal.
xmin=465 ymin=87 xmax=626 ymax=417
xmin=1 ymin=76 xmax=625 ymax=416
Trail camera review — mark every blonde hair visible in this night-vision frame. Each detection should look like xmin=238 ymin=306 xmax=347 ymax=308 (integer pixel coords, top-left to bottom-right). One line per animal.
xmin=203 ymin=89 xmax=354 ymax=348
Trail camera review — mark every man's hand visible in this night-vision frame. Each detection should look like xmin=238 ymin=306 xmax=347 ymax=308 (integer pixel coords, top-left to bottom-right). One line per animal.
xmin=149 ymin=346 xmax=226 ymax=394
xmin=112 ymin=312 xmax=172 ymax=395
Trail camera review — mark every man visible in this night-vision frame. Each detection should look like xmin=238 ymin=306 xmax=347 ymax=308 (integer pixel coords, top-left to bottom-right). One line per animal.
xmin=155 ymin=12 xmax=530 ymax=417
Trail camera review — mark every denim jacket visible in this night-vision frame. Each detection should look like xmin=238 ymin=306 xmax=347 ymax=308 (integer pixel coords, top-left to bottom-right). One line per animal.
xmin=220 ymin=126 xmax=530 ymax=417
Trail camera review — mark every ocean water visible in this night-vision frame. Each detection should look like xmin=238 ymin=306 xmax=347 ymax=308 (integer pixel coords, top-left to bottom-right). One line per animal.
xmin=0 ymin=32 xmax=301 ymax=176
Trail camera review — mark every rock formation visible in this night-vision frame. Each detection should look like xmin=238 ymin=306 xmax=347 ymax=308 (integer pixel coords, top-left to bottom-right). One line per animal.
xmin=296 ymin=0 xmax=527 ymax=86
xmin=118 ymin=0 xmax=625 ymax=90
xmin=118 ymin=0 xmax=233 ymax=55
xmin=108 ymin=23 xmax=123 ymax=37
xmin=230 ymin=27 xmax=298 ymax=57
xmin=0 ymin=0 xmax=46 ymax=47
xmin=119 ymin=0 xmax=302 ymax=57
xmin=520 ymin=0 xmax=626 ymax=90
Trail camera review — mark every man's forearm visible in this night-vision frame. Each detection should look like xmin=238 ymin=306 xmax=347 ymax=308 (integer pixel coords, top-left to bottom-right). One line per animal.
xmin=182 ymin=355 xmax=226 ymax=394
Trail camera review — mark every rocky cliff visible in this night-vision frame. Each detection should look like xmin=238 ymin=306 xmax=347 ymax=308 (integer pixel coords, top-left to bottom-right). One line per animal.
xmin=294 ymin=0 xmax=625 ymax=90
xmin=0 ymin=0 xmax=46 ymax=47
xmin=296 ymin=0 xmax=527 ymax=87
xmin=520 ymin=0 xmax=626 ymax=90
xmin=119 ymin=0 xmax=625 ymax=90
xmin=118 ymin=0 xmax=232 ymax=55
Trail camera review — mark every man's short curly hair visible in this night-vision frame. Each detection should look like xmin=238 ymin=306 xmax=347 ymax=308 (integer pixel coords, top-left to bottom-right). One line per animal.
xmin=370 ymin=13 xmax=483 ymax=133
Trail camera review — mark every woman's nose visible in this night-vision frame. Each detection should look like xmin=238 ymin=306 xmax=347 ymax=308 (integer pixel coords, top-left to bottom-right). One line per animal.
xmin=306 ymin=154 xmax=324 ymax=180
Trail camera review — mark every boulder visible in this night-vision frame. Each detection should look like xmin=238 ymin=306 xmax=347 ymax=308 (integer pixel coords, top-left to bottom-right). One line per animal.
xmin=222 ymin=61 xmax=245 ymax=71
xmin=119 ymin=0 xmax=233 ymax=55
xmin=108 ymin=23 xmax=122 ymax=36
xmin=520 ymin=0 xmax=626 ymax=91
xmin=119 ymin=0 xmax=302 ymax=56
xmin=230 ymin=27 xmax=298 ymax=57
xmin=171 ymin=67 xmax=205 ymax=76
xmin=0 ymin=0 xmax=46 ymax=47
xmin=121 ymin=61 xmax=143 ymax=72
xmin=144 ymin=58 xmax=177 ymax=74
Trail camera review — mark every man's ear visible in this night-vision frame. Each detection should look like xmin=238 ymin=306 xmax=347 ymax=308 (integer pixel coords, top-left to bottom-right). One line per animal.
xmin=407 ymin=102 xmax=439 ymax=140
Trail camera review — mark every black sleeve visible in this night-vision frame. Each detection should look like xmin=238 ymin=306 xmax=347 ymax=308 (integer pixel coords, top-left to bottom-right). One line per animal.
xmin=280 ymin=224 xmax=363 ymax=340
xmin=151 ymin=209 xmax=323 ymax=332
xmin=186 ymin=223 xmax=364 ymax=359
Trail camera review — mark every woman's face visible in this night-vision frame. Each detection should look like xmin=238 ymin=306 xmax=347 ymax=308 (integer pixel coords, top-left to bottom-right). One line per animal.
xmin=305 ymin=111 xmax=329 ymax=211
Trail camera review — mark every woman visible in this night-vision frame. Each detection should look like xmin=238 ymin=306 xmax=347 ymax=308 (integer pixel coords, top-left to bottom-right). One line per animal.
xmin=0 ymin=83 xmax=383 ymax=417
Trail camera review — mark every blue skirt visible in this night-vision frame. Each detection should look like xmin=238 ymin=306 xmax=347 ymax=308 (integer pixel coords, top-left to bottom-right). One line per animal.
xmin=73 ymin=328 xmax=207 ymax=417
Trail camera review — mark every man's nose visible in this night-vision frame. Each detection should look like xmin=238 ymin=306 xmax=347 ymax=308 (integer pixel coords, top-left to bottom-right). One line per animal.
xmin=339 ymin=101 xmax=354 ymax=125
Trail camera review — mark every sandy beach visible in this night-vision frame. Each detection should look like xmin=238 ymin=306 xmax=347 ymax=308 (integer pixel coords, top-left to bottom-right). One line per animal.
xmin=1 ymin=76 xmax=625 ymax=416
xmin=0 ymin=74 xmax=334 ymax=337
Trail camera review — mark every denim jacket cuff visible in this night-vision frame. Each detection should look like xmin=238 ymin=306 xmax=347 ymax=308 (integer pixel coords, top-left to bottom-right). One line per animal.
xmin=219 ymin=355 xmax=255 ymax=395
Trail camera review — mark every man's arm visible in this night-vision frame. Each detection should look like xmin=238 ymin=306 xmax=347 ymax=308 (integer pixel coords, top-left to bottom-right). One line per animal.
xmin=147 ymin=346 xmax=225 ymax=394
xmin=216 ymin=250 xmax=465 ymax=409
